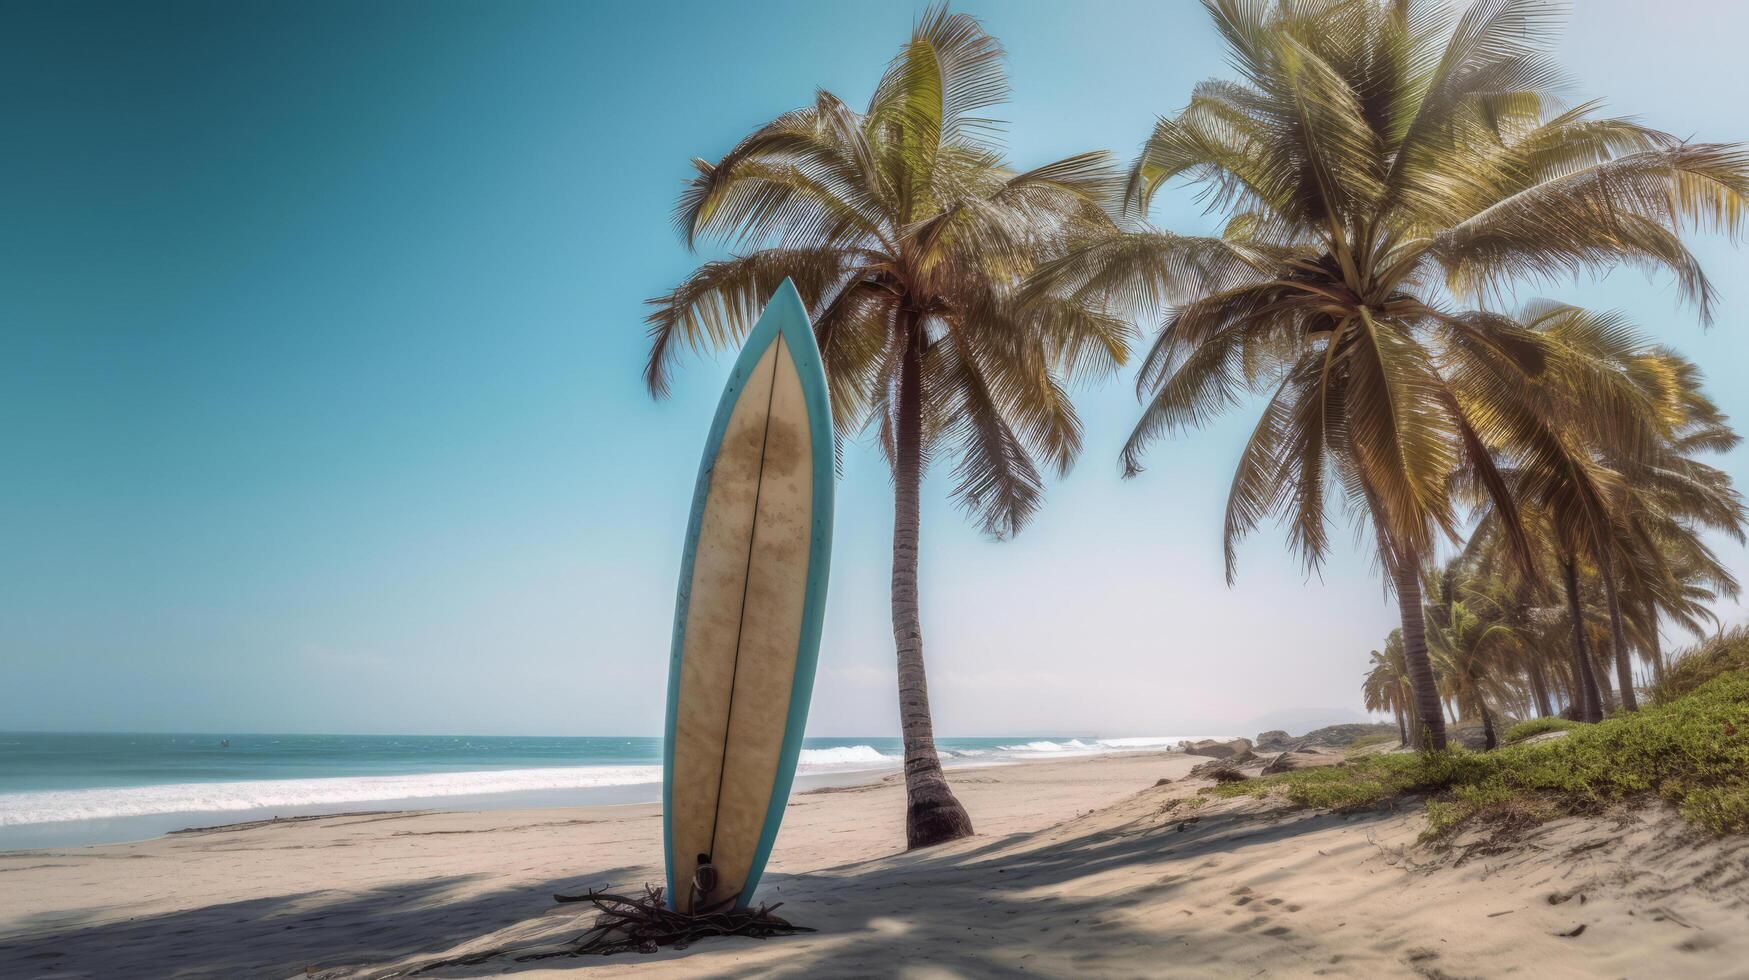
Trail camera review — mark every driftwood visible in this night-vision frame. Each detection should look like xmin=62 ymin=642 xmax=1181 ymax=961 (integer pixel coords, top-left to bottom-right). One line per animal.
xmin=405 ymin=884 xmax=812 ymax=974
xmin=539 ymin=885 xmax=813 ymax=956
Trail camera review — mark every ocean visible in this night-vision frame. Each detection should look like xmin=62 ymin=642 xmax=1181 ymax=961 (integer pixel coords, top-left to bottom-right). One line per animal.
xmin=0 ymin=732 xmax=1228 ymax=849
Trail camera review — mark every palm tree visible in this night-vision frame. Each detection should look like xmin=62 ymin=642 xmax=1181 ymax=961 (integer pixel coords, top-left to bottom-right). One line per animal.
xmin=1475 ymin=303 xmax=1651 ymax=719
xmin=1597 ymin=459 xmax=1741 ymax=710
xmin=1629 ymin=373 xmax=1743 ymax=686
xmin=1459 ymin=564 xmax=1556 ymax=717
xmin=1027 ymin=0 xmax=1748 ymax=748
xmin=1488 ymin=306 xmax=1745 ymax=714
xmin=1426 ymin=587 xmax=1517 ymax=749
xmin=1451 ymin=310 xmax=1743 ymax=722
xmin=1602 ymin=354 xmax=1745 ymax=706
xmin=1449 ymin=304 xmax=1665 ymax=718
xmin=1629 ymin=535 xmax=1735 ymax=685
xmin=643 ymin=6 xmax=1125 ymax=848
xmin=1363 ymin=630 xmax=1416 ymax=745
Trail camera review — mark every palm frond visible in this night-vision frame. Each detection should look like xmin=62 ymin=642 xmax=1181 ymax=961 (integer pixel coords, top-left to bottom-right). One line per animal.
xmin=643 ymin=249 xmax=847 ymax=397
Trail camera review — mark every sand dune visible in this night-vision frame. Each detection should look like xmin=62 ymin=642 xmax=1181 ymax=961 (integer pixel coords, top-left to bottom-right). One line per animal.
xmin=1 ymin=751 xmax=1744 ymax=978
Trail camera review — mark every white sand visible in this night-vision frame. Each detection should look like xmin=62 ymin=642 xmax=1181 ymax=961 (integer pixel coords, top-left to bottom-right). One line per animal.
xmin=2 ymin=751 xmax=1745 ymax=978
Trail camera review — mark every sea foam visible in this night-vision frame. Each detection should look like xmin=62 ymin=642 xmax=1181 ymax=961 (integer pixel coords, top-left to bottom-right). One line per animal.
xmin=997 ymin=736 xmax=1238 ymax=755
xmin=0 ymin=766 xmax=664 ymax=827
xmin=999 ymin=739 xmax=1095 ymax=753
xmin=0 ymin=750 xmax=913 ymax=826
xmin=795 ymin=745 xmax=897 ymax=767
xmin=0 ymin=735 xmax=1235 ymax=827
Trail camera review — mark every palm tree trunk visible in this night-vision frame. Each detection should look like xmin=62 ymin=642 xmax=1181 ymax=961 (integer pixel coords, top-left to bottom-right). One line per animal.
xmin=1599 ymin=555 xmax=1638 ymax=711
xmin=1391 ymin=556 xmax=1447 ymax=750
xmin=1478 ymin=701 xmax=1497 ymax=751
xmin=1400 ymin=681 xmax=1423 ymax=749
xmin=890 ymin=323 xmax=973 ymax=850
xmin=1561 ymin=556 xmax=1603 ymax=722
xmin=1593 ymin=646 xmax=1617 ymax=713
xmin=1527 ymin=657 xmax=1553 ymax=718
xmin=1393 ymin=705 xmax=1407 ymax=746
xmin=1648 ymin=613 xmax=1666 ymax=688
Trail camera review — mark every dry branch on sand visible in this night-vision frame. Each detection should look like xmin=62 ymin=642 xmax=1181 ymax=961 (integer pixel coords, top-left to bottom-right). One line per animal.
xmin=402 ymin=885 xmax=812 ymax=974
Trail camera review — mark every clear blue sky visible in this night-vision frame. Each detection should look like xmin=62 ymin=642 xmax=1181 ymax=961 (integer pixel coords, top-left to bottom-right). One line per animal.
xmin=3 ymin=0 xmax=1745 ymax=736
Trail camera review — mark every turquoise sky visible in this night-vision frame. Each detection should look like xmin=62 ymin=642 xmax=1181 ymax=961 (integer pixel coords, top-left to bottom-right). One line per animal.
xmin=4 ymin=0 xmax=1746 ymax=736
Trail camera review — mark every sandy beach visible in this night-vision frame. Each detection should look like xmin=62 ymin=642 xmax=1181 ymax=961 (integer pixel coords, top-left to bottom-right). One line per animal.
xmin=3 ymin=749 xmax=1746 ymax=979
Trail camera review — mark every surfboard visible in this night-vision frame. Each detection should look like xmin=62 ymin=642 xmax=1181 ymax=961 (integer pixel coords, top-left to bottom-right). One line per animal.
xmin=662 ymin=279 xmax=834 ymax=914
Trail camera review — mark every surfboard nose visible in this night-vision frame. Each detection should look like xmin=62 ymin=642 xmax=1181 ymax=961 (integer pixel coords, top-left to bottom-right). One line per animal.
xmin=765 ymin=278 xmax=814 ymax=348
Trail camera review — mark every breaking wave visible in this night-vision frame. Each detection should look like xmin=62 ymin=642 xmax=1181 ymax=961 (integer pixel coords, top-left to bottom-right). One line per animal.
xmin=795 ymin=745 xmax=898 ymax=768
xmin=999 ymin=739 xmax=1095 ymax=754
xmin=0 ymin=735 xmax=1237 ymax=828
xmin=0 ymin=766 xmax=664 ymax=827
xmin=2 ymin=749 xmax=911 ymax=826
xmin=996 ymin=736 xmax=1239 ymax=755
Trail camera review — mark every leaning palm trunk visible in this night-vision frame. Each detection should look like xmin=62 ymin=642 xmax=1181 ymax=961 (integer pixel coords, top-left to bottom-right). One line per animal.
xmin=1561 ymin=558 xmax=1604 ymax=722
xmin=1593 ymin=646 xmax=1618 ymax=713
xmin=890 ymin=333 xmax=973 ymax=850
xmin=1401 ymin=680 xmax=1424 ymax=750
xmin=1392 ymin=557 xmax=1447 ymax=750
xmin=1527 ymin=657 xmax=1554 ymax=718
xmin=1648 ymin=614 xmax=1667 ymax=687
xmin=1599 ymin=555 xmax=1638 ymax=711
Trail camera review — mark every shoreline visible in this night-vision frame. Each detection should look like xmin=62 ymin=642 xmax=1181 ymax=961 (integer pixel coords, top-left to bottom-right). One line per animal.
xmin=8 ymin=747 xmax=1742 ymax=978
xmin=0 ymin=739 xmax=1213 ymax=851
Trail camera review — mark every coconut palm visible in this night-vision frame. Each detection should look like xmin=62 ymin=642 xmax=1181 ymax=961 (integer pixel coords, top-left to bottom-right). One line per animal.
xmin=1446 ymin=304 xmax=1669 ymax=718
xmin=1597 ymin=465 xmax=1741 ymax=709
xmin=1026 ymin=0 xmax=1749 ymax=748
xmin=1428 ymin=518 xmax=1586 ymax=718
xmin=1601 ymin=355 xmax=1745 ymax=704
xmin=1630 ymin=535 xmax=1734 ymax=685
xmin=1460 ymin=564 xmax=1556 ymax=717
xmin=1455 ymin=506 xmax=1736 ymax=724
xmin=1426 ymin=590 xmax=1517 ymax=749
xmin=643 ymin=6 xmax=1125 ymax=848
xmin=1472 ymin=303 xmax=1657 ymax=718
xmin=1450 ymin=314 xmax=1743 ymax=722
xmin=1363 ymin=630 xmax=1416 ymax=745
xmin=1484 ymin=306 xmax=1744 ymax=714
xmin=1625 ymin=368 xmax=1743 ymax=685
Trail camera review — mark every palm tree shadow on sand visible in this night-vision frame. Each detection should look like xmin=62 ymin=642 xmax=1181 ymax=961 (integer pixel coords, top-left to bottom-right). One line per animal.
xmin=345 ymin=799 xmax=1408 ymax=978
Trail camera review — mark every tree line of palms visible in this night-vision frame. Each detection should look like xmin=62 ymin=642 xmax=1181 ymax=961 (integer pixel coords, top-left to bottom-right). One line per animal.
xmin=1366 ymin=315 xmax=1745 ymax=744
xmin=644 ymin=0 xmax=1749 ymax=847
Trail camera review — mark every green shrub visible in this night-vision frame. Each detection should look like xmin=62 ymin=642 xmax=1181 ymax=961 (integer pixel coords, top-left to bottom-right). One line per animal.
xmin=1502 ymin=717 xmax=1582 ymax=744
xmin=1213 ymin=670 xmax=1749 ymax=837
xmin=1653 ymin=626 xmax=1749 ymax=704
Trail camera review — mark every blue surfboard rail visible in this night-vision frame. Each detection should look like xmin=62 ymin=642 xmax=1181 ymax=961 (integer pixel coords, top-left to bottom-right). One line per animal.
xmin=660 ymin=279 xmax=835 ymax=910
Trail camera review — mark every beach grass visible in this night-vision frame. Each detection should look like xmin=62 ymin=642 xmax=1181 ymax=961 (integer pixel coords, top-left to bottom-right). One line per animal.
xmin=1500 ymin=716 xmax=1582 ymax=744
xmin=1653 ymin=626 xmax=1749 ymax=705
xmin=1341 ymin=733 xmax=1400 ymax=756
xmin=1213 ymin=670 xmax=1749 ymax=837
